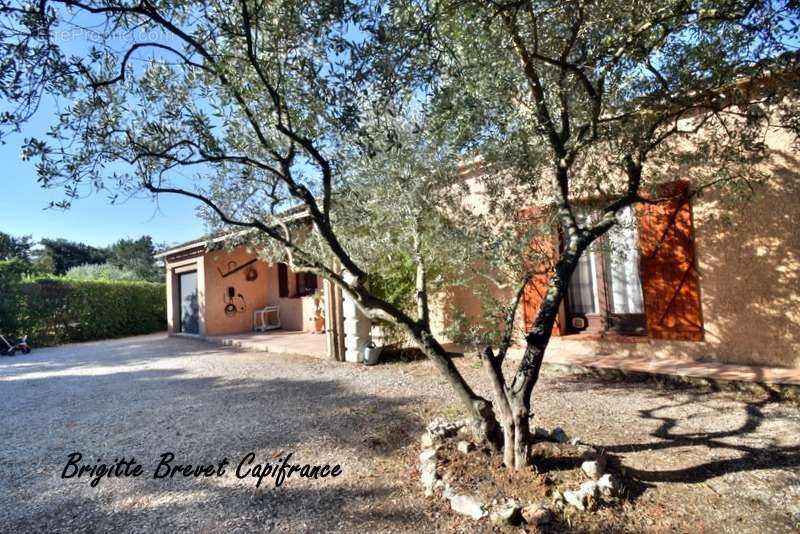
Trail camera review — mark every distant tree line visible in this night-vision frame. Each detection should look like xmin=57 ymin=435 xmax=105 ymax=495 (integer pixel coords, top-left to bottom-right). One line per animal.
xmin=0 ymin=232 xmax=163 ymax=282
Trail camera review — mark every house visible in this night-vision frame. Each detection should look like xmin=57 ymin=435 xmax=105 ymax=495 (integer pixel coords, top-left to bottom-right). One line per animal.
xmin=429 ymin=126 xmax=800 ymax=369
xmin=157 ymin=102 xmax=799 ymax=370
xmin=155 ymin=230 xmax=352 ymax=360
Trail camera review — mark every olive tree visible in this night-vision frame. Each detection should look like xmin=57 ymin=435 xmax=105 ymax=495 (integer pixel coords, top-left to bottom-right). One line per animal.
xmin=0 ymin=0 xmax=513 ymax=442
xmin=403 ymin=0 xmax=799 ymax=468
xmin=1 ymin=0 xmax=797 ymax=470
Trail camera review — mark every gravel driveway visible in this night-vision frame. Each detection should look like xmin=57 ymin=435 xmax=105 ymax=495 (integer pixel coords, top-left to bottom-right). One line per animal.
xmin=1 ymin=334 xmax=798 ymax=533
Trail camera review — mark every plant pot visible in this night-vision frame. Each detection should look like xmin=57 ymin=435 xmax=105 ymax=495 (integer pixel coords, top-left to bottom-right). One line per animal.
xmin=313 ymin=315 xmax=325 ymax=333
xmin=363 ymin=344 xmax=383 ymax=365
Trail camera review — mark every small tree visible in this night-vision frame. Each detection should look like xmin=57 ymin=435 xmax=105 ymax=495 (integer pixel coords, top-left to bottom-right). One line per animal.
xmin=0 ymin=231 xmax=33 ymax=262
xmin=107 ymin=236 xmax=161 ymax=281
xmin=65 ymin=262 xmax=141 ymax=280
xmin=382 ymin=0 xmax=800 ymax=467
xmin=1 ymin=0 xmax=797 ymax=470
xmin=34 ymin=238 xmax=109 ymax=275
xmin=1 ymin=0 xmax=503 ymax=439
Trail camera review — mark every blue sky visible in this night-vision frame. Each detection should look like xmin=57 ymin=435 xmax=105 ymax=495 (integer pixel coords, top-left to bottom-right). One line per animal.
xmin=0 ymin=5 xmax=357 ymax=250
xmin=0 ymin=13 xmax=210 ymax=249
xmin=1 ymin=127 xmax=208 ymax=248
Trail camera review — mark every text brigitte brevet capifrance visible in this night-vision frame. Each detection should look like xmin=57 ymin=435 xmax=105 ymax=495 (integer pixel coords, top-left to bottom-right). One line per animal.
xmin=61 ymin=451 xmax=342 ymax=488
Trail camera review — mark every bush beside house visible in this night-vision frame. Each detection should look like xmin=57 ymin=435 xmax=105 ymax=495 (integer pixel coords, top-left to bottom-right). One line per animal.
xmin=65 ymin=263 xmax=142 ymax=281
xmin=0 ymin=267 xmax=166 ymax=346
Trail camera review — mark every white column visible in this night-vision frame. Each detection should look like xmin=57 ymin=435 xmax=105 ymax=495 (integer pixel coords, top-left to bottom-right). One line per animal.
xmin=342 ymin=271 xmax=371 ymax=363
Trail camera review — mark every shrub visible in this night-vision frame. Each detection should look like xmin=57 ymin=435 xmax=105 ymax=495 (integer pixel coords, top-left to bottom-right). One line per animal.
xmin=0 ymin=259 xmax=27 ymax=332
xmin=65 ymin=262 xmax=141 ymax=281
xmin=3 ymin=277 xmax=166 ymax=346
xmin=0 ymin=257 xmax=31 ymax=279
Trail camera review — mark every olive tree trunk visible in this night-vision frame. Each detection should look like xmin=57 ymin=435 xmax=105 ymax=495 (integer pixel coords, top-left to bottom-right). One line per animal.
xmin=481 ymin=247 xmax=583 ymax=469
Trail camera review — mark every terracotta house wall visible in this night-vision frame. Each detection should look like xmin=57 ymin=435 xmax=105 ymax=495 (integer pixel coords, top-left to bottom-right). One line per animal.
xmin=554 ymin=154 xmax=799 ymax=368
xmin=430 ymin=274 xmax=503 ymax=342
xmin=202 ymin=248 xmax=270 ymax=337
xmin=687 ymin=131 xmax=800 ymax=367
xmin=190 ymin=248 xmax=322 ymax=336
xmin=430 ymin=129 xmax=800 ymax=369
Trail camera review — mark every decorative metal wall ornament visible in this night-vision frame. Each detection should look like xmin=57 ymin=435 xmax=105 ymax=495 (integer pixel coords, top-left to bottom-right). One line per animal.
xmin=224 ymin=286 xmax=247 ymax=316
xmin=218 ymin=258 xmax=258 ymax=279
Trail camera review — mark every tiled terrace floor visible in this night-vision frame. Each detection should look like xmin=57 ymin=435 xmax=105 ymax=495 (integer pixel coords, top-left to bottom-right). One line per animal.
xmin=506 ymin=339 xmax=800 ymax=386
xmin=204 ymin=331 xmax=800 ymax=387
xmin=205 ymin=330 xmax=328 ymax=358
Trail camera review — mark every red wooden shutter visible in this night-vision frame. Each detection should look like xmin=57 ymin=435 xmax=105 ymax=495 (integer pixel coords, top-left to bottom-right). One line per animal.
xmin=637 ymin=181 xmax=704 ymax=341
xmin=295 ymin=272 xmax=318 ymax=295
xmin=520 ymin=207 xmax=561 ymax=336
xmin=278 ymin=263 xmax=289 ymax=298
xmin=523 ymin=274 xmax=561 ymax=334
xmin=307 ymin=274 xmax=318 ymax=292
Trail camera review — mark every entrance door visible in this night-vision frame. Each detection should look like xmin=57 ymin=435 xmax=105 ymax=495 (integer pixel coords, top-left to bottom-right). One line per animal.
xmin=179 ymin=271 xmax=199 ymax=334
xmin=565 ymin=210 xmax=603 ymax=333
xmin=563 ymin=206 xmax=647 ymax=335
xmin=603 ymin=206 xmax=646 ymax=334
xmin=565 ymin=246 xmax=601 ymax=332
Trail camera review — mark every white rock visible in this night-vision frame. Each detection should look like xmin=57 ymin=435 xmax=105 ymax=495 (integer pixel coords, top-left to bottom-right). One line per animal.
xmin=420 ymin=461 xmax=439 ymax=493
xmin=563 ymin=490 xmax=585 ymax=510
xmin=442 ymin=482 xmax=454 ymax=499
xmin=522 ymin=504 xmax=551 ymax=525
xmin=597 ymin=473 xmax=619 ymax=497
xmin=419 ymin=448 xmax=438 ymax=463
xmin=457 ymin=440 xmax=475 ymax=454
xmin=580 ymin=480 xmax=600 ymax=496
xmin=564 ymin=481 xmax=599 ymax=511
xmin=581 ymin=458 xmax=606 ymax=480
xmin=427 ymin=417 xmax=464 ymax=439
xmin=448 ymin=493 xmax=487 ymax=520
xmin=570 ymin=437 xmax=582 ymax=445
xmin=489 ymin=500 xmax=521 ymax=526
xmin=421 ymin=433 xmax=435 ymax=448
xmin=421 ymin=458 xmax=437 ymax=473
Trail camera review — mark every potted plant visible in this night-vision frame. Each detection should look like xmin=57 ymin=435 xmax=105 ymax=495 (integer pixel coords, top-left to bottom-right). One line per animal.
xmin=310 ymin=289 xmax=325 ymax=334
xmin=363 ymin=324 xmax=386 ymax=365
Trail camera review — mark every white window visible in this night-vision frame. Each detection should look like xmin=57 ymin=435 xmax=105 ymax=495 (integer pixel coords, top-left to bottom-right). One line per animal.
xmin=605 ymin=206 xmax=645 ymax=315
xmin=567 ymin=248 xmax=598 ymax=314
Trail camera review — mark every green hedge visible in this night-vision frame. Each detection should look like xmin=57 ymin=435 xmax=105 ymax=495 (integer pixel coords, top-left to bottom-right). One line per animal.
xmin=1 ymin=277 xmax=166 ymax=346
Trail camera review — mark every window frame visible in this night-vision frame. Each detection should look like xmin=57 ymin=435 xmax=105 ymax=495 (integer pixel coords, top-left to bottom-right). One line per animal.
xmin=295 ymin=271 xmax=318 ymax=297
xmin=561 ymin=209 xmax=647 ymax=337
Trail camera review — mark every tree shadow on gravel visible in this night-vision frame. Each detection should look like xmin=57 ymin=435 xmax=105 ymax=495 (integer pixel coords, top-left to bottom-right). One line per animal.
xmin=548 ymin=371 xmax=800 ymax=502
xmin=5 ymin=482 xmax=426 ymax=533
xmin=609 ymin=396 xmax=800 ymax=501
xmin=1 ymin=364 xmax=427 ymax=531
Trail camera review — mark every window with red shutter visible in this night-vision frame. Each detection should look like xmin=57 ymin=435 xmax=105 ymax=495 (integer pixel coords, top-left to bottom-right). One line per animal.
xmin=295 ymin=272 xmax=318 ymax=296
xmin=637 ymin=181 xmax=704 ymax=341
xmin=558 ymin=207 xmax=647 ymax=336
xmin=278 ymin=263 xmax=289 ymax=298
xmin=520 ymin=186 xmax=703 ymax=341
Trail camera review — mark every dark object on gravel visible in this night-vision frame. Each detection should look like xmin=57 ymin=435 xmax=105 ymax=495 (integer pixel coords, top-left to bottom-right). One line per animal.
xmin=0 ymin=334 xmax=31 ymax=356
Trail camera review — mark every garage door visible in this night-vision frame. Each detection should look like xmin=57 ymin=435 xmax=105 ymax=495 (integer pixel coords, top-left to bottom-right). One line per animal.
xmin=179 ymin=271 xmax=199 ymax=334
